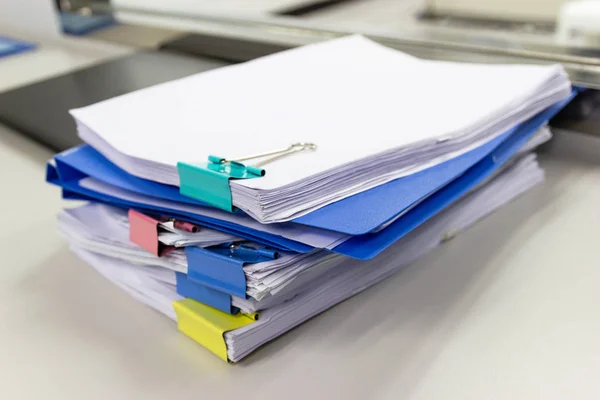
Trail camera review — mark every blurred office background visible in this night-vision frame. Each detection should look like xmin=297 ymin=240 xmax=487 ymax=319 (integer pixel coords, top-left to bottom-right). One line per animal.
xmin=52 ymin=0 xmax=600 ymax=48
xmin=0 ymin=2 xmax=599 ymax=399
xmin=1 ymin=0 xmax=598 ymax=149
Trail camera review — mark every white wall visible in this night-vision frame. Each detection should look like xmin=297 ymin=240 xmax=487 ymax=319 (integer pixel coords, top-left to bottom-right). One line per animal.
xmin=0 ymin=0 xmax=60 ymax=39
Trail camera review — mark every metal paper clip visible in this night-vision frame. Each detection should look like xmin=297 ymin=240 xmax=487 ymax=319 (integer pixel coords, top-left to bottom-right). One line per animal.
xmin=178 ymin=143 xmax=317 ymax=211
xmin=213 ymin=142 xmax=317 ymax=168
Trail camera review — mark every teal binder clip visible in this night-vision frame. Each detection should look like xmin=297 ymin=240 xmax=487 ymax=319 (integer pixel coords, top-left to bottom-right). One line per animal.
xmin=177 ymin=143 xmax=317 ymax=212
xmin=178 ymin=156 xmax=264 ymax=212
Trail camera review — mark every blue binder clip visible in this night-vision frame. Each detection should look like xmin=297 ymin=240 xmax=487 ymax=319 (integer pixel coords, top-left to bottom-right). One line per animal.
xmin=177 ymin=243 xmax=280 ymax=313
xmin=177 ymin=143 xmax=317 ymax=212
xmin=175 ymin=272 xmax=241 ymax=314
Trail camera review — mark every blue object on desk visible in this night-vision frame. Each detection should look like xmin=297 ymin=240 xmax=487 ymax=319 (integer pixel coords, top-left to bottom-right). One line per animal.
xmin=60 ymin=12 xmax=116 ymax=36
xmin=0 ymin=36 xmax=35 ymax=59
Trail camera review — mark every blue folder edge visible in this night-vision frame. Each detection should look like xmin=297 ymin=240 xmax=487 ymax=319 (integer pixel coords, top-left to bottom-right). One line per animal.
xmin=336 ymin=93 xmax=576 ymax=259
xmin=47 ymin=93 xmax=575 ymax=260
xmin=0 ymin=36 xmax=35 ymax=59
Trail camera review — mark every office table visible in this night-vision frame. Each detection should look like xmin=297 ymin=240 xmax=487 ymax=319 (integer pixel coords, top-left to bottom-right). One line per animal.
xmin=0 ymin=36 xmax=599 ymax=400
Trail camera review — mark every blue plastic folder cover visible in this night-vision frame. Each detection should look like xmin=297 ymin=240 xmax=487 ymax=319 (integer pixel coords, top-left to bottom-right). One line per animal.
xmin=47 ymin=95 xmax=574 ymax=259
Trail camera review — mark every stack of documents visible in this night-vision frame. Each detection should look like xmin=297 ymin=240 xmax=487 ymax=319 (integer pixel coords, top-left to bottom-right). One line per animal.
xmin=46 ymin=35 xmax=575 ymax=363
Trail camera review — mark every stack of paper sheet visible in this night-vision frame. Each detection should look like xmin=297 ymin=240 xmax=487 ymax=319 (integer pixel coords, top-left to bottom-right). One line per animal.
xmin=71 ymin=35 xmax=570 ymax=223
xmin=46 ymin=35 xmax=575 ymax=363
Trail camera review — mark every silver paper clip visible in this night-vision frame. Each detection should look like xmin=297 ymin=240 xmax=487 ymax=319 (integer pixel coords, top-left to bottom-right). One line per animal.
xmin=217 ymin=142 xmax=317 ymax=167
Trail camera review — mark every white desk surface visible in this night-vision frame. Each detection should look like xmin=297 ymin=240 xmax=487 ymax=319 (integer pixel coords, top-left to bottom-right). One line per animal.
xmin=0 ymin=38 xmax=600 ymax=400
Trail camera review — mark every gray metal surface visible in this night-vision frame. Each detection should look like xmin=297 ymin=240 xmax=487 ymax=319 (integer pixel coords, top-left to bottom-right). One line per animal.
xmin=84 ymin=0 xmax=600 ymax=89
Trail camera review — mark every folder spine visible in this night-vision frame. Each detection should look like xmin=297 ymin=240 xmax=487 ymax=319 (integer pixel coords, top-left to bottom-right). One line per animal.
xmin=54 ymin=154 xmax=88 ymax=183
xmin=172 ymin=298 xmax=256 ymax=362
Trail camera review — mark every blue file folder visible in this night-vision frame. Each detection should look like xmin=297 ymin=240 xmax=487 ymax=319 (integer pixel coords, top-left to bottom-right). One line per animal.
xmin=47 ymin=95 xmax=574 ymax=259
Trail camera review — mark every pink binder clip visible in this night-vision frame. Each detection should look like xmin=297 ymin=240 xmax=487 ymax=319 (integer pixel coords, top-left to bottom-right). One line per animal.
xmin=128 ymin=209 xmax=175 ymax=256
